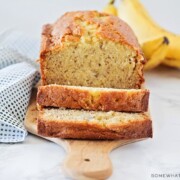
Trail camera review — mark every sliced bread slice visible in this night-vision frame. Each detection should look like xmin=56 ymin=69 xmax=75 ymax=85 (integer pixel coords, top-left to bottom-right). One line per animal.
xmin=37 ymin=108 xmax=152 ymax=140
xmin=37 ymin=85 xmax=149 ymax=112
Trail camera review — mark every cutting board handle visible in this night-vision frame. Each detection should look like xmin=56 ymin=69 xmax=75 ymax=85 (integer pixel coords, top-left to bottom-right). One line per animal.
xmin=63 ymin=140 xmax=114 ymax=180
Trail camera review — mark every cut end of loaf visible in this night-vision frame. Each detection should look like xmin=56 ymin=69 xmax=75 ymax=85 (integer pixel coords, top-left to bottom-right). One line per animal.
xmin=42 ymin=41 xmax=143 ymax=88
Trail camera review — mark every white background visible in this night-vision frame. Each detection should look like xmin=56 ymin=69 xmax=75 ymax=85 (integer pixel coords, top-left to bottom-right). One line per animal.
xmin=0 ymin=0 xmax=180 ymax=38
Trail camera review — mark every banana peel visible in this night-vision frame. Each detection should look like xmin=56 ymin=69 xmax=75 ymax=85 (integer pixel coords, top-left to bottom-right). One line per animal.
xmin=142 ymin=36 xmax=169 ymax=59
xmin=118 ymin=0 xmax=180 ymax=69
xmin=145 ymin=39 xmax=169 ymax=70
xmin=103 ymin=0 xmax=117 ymax=16
xmin=103 ymin=0 xmax=180 ymax=69
xmin=163 ymin=58 xmax=180 ymax=68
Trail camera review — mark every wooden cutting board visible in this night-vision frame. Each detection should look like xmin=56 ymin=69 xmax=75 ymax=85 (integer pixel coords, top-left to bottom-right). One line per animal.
xmin=24 ymin=89 xmax=146 ymax=180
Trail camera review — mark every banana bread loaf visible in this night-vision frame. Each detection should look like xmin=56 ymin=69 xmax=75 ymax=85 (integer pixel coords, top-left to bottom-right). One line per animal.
xmin=40 ymin=11 xmax=145 ymax=88
xmin=37 ymin=85 xmax=149 ymax=112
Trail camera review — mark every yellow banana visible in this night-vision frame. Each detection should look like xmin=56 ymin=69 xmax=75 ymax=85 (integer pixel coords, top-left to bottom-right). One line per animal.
xmin=145 ymin=39 xmax=169 ymax=70
xmin=163 ymin=59 xmax=180 ymax=68
xmin=142 ymin=36 xmax=169 ymax=59
xmin=118 ymin=0 xmax=180 ymax=67
xmin=103 ymin=0 xmax=117 ymax=16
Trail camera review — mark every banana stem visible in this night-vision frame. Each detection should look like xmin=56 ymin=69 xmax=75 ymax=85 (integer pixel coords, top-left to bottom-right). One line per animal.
xmin=109 ymin=0 xmax=115 ymax=5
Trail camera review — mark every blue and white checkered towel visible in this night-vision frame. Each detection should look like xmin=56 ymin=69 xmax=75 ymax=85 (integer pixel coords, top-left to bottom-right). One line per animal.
xmin=0 ymin=30 xmax=40 ymax=143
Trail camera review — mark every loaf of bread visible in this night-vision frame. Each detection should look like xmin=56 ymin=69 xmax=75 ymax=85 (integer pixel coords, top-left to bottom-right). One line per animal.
xmin=37 ymin=85 xmax=149 ymax=112
xmin=40 ymin=11 xmax=145 ymax=89
xmin=37 ymin=108 xmax=152 ymax=139
xmin=37 ymin=11 xmax=152 ymax=140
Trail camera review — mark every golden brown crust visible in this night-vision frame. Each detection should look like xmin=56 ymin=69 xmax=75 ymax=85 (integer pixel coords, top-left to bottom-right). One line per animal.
xmin=40 ymin=11 xmax=145 ymax=86
xmin=40 ymin=11 xmax=142 ymax=54
xmin=37 ymin=115 xmax=152 ymax=140
xmin=37 ymin=85 xmax=149 ymax=112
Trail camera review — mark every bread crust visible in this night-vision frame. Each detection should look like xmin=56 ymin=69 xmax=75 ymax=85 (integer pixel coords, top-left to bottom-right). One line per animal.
xmin=37 ymin=85 xmax=149 ymax=112
xmin=40 ymin=11 xmax=143 ymax=54
xmin=37 ymin=113 xmax=152 ymax=140
xmin=40 ymin=11 xmax=145 ymax=86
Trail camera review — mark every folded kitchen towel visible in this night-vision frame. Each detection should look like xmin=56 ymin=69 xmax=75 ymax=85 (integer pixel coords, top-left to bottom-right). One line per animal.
xmin=0 ymin=30 xmax=40 ymax=143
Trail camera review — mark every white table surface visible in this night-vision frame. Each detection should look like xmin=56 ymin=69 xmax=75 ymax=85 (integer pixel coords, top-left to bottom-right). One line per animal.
xmin=0 ymin=0 xmax=180 ymax=180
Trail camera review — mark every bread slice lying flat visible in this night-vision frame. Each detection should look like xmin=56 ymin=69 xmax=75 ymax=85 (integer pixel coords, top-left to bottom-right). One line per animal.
xmin=37 ymin=85 xmax=149 ymax=112
xmin=37 ymin=108 xmax=152 ymax=140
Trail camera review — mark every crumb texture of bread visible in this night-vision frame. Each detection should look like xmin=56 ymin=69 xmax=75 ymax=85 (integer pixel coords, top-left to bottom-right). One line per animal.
xmin=40 ymin=11 xmax=145 ymax=88
xmin=37 ymin=108 xmax=152 ymax=140
xmin=37 ymin=85 xmax=149 ymax=112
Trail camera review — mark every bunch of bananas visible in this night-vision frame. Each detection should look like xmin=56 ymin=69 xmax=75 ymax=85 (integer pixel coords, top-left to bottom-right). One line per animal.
xmin=103 ymin=0 xmax=180 ymax=70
